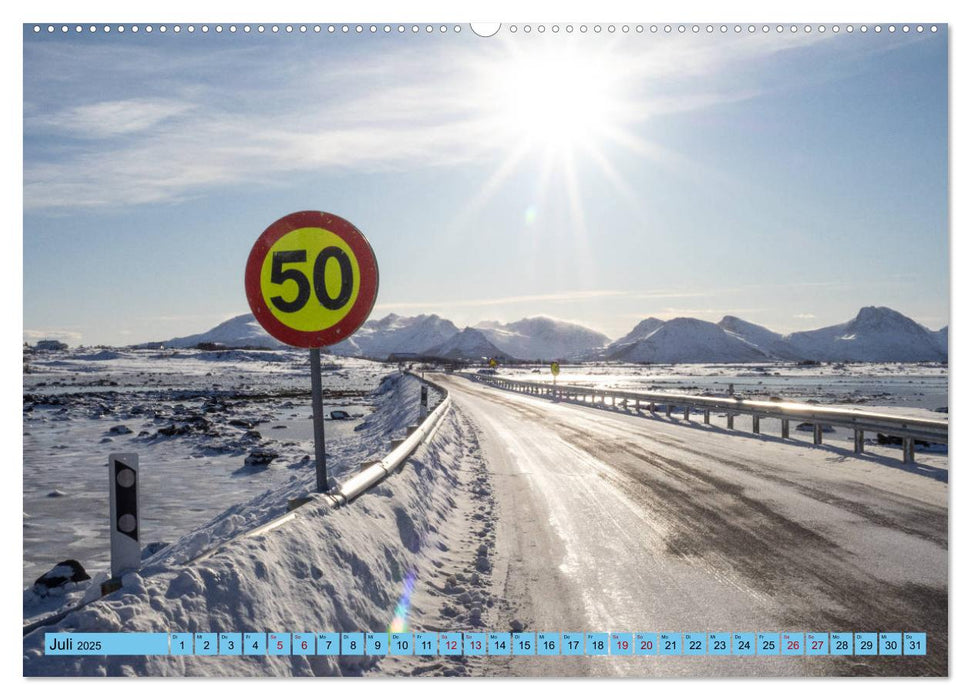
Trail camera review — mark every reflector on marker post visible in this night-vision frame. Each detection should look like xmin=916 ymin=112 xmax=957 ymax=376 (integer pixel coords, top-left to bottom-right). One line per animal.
xmin=108 ymin=453 xmax=140 ymax=579
xmin=420 ymin=385 xmax=429 ymax=420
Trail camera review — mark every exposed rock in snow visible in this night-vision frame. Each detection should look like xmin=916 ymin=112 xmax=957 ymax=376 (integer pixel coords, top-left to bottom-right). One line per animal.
xmin=33 ymin=560 xmax=90 ymax=593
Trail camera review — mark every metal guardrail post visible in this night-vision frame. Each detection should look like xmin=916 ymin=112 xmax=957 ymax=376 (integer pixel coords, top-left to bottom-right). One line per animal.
xmin=781 ymin=419 xmax=790 ymax=439
xmin=854 ymin=429 xmax=865 ymax=453
xmin=665 ymin=404 xmax=672 ymax=417
xmin=703 ymin=409 xmax=710 ymax=424
xmin=903 ymin=437 xmax=915 ymax=463
xmin=813 ymin=424 xmax=823 ymax=445
xmin=683 ymin=406 xmax=690 ymax=421
xmin=727 ymin=413 xmax=734 ymax=430
xmin=752 ymin=414 xmax=760 ymax=435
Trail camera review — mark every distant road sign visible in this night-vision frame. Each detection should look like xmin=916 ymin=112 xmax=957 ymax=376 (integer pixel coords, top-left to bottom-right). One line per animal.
xmin=245 ymin=211 xmax=379 ymax=348
xmin=551 ymin=361 xmax=560 ymax=376
xmin=489 ymin=358 xmax=498 ymax=369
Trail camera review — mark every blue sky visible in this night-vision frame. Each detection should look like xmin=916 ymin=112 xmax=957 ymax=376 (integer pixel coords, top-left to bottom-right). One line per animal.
xmin=22 ymin=23 xmax=948 ymax=346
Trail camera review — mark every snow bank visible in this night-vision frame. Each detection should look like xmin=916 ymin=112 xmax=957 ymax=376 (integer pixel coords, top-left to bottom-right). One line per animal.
xmin=23 ymin=372 xmax=459 ymax=676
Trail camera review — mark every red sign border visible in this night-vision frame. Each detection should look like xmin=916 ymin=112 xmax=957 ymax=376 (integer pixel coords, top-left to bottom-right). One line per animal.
xmin=244 ymin=211 xmax=379 ymax=348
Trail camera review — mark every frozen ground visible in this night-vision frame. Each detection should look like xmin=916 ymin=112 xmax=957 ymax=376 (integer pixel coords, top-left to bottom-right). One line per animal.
xmin=23 ymin=349 xmax=390 ymax=591
xmin=24 ymin=371 xmax=498 ymax=677
xmin=23 ymin=354 xmax=948 ymax=677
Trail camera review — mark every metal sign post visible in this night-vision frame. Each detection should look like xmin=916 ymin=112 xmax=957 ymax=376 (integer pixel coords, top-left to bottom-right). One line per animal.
xmin=108 ymin=453 xmax=140 ymax=579
xmin=245 ymin=211 xmax=379 ymax=495
xmin=309 ymin=349 xmax=328 ymax=492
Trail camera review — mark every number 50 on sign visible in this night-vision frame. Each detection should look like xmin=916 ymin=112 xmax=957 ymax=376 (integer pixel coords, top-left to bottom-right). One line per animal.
xmin=245 ymin=211 xmax=379 ymax=349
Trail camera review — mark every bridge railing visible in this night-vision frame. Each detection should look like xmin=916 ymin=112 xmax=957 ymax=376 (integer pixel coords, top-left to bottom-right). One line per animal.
xmin=464 ymin=373 xmax=947 ymax=464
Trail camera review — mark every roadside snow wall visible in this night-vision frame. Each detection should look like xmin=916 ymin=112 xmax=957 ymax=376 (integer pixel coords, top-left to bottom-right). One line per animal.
xmin=24 ymin=372 xmax=460 ymax=677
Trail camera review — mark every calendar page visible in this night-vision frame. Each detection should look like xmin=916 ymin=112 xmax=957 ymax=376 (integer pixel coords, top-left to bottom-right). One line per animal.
xmin=20 ymin=3 xmax=951 ymax=685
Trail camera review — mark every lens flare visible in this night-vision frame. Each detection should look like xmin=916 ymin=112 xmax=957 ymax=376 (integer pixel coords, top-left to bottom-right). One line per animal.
xmin=388 ymin=569 xmax=417 ymax=633
xmin=524 ymin=204 xmax=538 ymax=226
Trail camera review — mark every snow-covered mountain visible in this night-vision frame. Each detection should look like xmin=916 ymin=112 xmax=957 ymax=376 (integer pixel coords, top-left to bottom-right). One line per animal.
xmin=786 ymin=306 xmax=946 ymax=362
xmin=423 ymin=327 xmax=510 ymax=361
xmin=474 ymin=316 xmax=609 ymax=361
xmin=330 ymin=314 xmax=459 ymax=360
xmin=718 ymin=316 xmax=803 ymax=361
xmin=152 ymin=306 xmax=947 ymax=364
xmin=602 ymin=317 xmax=665 ymax=358
xmin=159 ymin=314 xmax=284 ymax=349
xmin=608 ymin=317 xmax=769 ymax=363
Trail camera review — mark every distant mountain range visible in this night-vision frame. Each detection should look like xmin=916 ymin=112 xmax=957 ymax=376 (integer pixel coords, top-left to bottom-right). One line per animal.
xmin=143 ymin=306 xmax=948 ymax=364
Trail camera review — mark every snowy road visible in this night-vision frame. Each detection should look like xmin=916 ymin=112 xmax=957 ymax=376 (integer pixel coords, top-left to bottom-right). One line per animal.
xmin=435 ymin=374 xmax=948 ymax=677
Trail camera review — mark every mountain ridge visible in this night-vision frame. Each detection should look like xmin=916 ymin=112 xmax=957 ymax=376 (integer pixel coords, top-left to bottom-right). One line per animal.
xmin=145 ymin=306 xmax=947 ymax=363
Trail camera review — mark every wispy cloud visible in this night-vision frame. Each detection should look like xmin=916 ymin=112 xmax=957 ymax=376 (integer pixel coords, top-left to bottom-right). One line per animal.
xmin=23 ymin=30 xmax=840 ymax=211
xmin=793 ymin=313 xmax=816 ymax=319
xmin=34 ymin=98 xmax=196 ymax=139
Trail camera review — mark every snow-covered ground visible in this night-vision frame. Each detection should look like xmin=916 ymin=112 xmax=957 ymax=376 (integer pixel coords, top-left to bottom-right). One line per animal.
xmin=24 ymin=370 xmax=496 ymax=677
xmin=494 ymin=362 xmax=949 ymax=414
xmin=22 ymin=352 xmax=948 ymax=677
xmin=23 ymin=349 xmax=395 ymax=592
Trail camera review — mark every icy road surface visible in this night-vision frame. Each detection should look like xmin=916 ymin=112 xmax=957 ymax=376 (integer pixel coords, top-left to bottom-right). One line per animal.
xmin=433 ymin=373 xmax=947 ymax=677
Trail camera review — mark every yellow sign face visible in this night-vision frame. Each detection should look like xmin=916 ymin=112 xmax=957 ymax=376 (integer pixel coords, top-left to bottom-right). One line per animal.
xmin=259 ymin=227 xmax=362 ymax=332
xmin=489 ymin=358 xmax=498 ymax=368
xmin=551 ymin=361 xmax=560 ymax=375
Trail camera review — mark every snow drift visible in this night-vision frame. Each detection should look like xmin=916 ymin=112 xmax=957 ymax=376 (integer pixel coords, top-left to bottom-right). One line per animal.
xmin=23 ymin=373 xmax=467 ymax=677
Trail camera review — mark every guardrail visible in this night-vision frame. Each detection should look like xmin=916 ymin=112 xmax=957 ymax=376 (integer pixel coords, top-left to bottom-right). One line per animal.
xmin=25 ymin=372 xmax=452 ymax=635
xmin=465 ymin=373 xmax=947 ymax=464
xmin=329 ymin=372 xmax=451 ymax=505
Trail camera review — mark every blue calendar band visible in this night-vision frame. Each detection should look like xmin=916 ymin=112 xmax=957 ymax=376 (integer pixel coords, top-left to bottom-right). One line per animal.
xmin=43 ymin=631 xmax=928 ymax=657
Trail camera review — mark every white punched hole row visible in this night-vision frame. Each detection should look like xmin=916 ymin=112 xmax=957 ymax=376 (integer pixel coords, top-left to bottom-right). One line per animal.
xmin=31 ymin=24 xmax=939 ymax=36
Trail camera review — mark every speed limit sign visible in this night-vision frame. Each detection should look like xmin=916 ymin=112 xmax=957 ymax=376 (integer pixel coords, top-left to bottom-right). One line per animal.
xmin=245 ymin=211 xmax=379 ymax=348
xmin=245 ymin=211 xmax=378 ymax=493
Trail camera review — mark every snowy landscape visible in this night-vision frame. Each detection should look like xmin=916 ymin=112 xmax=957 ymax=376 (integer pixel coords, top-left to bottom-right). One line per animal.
xmin=22 ymin=22 xmax=950 ymax=681
xmin=23 ymin=317 xmax=948 ymax=676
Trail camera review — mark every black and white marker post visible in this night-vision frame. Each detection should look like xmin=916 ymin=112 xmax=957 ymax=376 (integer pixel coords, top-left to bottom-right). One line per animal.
xmin=105 ymin=453 xmax=140 ymax=593
xmin=309 ymin=348 xmax=328 ymax=492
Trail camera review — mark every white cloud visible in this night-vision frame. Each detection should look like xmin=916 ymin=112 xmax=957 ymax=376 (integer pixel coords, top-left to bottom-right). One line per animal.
xmin=23 ymin=30 xmax=838 ymax=210
xmin=33 ymin=98 xmax=196 ymax=139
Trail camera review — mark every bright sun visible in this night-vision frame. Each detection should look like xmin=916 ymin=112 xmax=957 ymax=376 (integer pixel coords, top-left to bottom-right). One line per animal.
xmin=487 ymin=45 xmax=624 ymax=156
xmin=460 ymin=41 xmax=646 ymax=236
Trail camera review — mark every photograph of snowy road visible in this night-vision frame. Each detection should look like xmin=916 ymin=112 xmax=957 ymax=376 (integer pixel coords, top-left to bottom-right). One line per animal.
xmin=22 ymin=17 xmax=949 ymax=681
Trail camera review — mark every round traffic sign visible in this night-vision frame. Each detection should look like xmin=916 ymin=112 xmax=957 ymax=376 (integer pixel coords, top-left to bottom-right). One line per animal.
xmin=245 ymin=211 xmax=379 ymax=348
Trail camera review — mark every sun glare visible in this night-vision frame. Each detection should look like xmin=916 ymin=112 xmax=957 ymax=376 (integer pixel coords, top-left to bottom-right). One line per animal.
xmin=488 ymin=46 xmax=624 ymax=156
